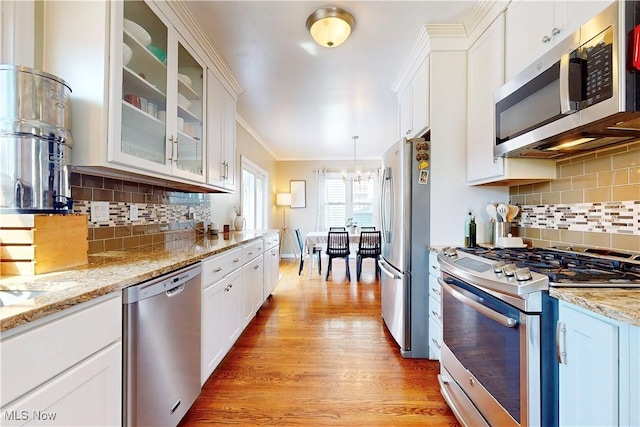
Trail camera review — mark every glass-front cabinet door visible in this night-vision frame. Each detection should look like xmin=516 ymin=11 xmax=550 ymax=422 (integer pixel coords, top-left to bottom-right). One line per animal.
xmin=115 ymin=0 xmax=170 ymax=173
xmin=172 ymin=39 xmax=204 ymax=180
xmin=112 ymin=0 xmax=205 ymax=182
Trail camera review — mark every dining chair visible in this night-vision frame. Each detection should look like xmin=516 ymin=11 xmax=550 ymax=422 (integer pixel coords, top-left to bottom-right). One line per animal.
xmin=356 ymin=230 xmax=381 ymax=281
xmin=325 ymin=231 xmax=351 ymax=281
xmin=329 ymin=227 xmax=346 ymax=231
xmin=360 ymin=226 xmax=376 ymax=231
xmin=295 ymin=229 xmax=321 ymax=275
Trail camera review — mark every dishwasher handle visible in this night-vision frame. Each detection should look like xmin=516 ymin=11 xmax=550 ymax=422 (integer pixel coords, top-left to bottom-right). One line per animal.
xmin=166 ymin=283 xmax=185 ymax=297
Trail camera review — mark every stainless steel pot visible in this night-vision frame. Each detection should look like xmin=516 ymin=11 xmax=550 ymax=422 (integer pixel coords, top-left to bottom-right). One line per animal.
xmin=0 ymin=66 xmax=73 ymax=212
xmin=0 ymin=135 xmax=72 ymax=211
xmin=0 ymin=65 xmax=72 ymax=144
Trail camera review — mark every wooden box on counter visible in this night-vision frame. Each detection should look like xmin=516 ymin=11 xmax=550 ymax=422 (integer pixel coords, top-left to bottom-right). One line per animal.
xmin=1 ymin=214 xmax=88 ymax=276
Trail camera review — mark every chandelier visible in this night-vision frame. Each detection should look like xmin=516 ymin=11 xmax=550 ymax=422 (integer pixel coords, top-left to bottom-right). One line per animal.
xmin=342 ymin=136 xmax=372 ymax=183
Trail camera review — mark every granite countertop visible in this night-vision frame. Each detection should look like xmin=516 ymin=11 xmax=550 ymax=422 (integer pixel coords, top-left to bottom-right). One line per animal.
xmin=0 ymin=230 xmax=278 ymax=333
xmin=550 ymin=287 xmax=640 ymax=326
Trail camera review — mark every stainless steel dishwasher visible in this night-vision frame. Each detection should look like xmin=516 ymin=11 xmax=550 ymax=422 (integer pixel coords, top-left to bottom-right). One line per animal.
xmin=122 ymin=263 xmax=202 ymax=426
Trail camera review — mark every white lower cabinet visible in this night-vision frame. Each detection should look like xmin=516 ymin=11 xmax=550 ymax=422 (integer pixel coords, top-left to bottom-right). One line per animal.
xmin=263 ymin=233 xmax=280 ymax=300
xmin=201 ymin=238 xmax=270 ymax=385
xmin=0 ymin=294 xmax=122 ymax=426
xmin=242 ymin=254 xmax=264 ymax=328
xmin=428 ymin=252 xmax=442 ymax=360
xmin=2 ymin=342 xmax=121 ymax=427
xmin=201 ymin=267 xmax=242 ymax=385
xmin=557 ymin=300 xmax=638 ymax=427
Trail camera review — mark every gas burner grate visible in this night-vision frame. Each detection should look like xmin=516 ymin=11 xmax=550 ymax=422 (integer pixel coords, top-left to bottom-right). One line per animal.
xmin=456 ymin=247 xmax=640 ymax=285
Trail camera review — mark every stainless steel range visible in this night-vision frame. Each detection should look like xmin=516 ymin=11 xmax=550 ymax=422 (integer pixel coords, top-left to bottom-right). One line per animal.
xmin=436 ymin=246 xmax=640 ymax=427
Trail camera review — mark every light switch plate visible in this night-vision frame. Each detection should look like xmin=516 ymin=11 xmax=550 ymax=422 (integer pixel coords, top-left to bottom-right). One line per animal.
xmin=91 ymin=201 xmax=110 ymax=222
xmin=130 ymin=204 xmax=139 ymax=221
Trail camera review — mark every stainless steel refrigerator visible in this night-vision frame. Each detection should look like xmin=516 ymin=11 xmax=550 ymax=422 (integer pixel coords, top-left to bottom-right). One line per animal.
xmin=379 ymin=137 xmax=430 ymax=358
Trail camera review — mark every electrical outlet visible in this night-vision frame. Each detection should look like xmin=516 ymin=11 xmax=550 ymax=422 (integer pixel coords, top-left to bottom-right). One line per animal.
xmin=91 ymin=201 xmax=110 ymax=222
xmin=130 ymin=204 xmax=139 ymax=221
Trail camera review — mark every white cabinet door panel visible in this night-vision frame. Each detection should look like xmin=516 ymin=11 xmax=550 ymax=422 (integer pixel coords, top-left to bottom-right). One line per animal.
xmin=558 ymin=302 xmax=619 ymax=427
xmin=467 ymin=14 xmax=505 ymax=183
xmin=2 ymin=342 xmax=121 ymax=427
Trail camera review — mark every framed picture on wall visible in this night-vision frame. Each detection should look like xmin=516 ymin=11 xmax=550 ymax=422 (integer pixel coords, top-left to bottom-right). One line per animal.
xmin=290 ymin=180 xmax=306 ymax=208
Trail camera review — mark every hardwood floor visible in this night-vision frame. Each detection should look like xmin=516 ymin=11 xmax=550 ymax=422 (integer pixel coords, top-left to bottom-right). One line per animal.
xmin=180 ymin=259 xmax=460 ymax=426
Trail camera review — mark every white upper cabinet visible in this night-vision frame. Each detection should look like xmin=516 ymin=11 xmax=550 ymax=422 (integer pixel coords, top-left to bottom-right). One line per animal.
xmin=112 ymin=0 xmax=206 ymax=183
xmin=467 ymin=12 xmax=556 ymax=185
xmin=505 ymin=0 xmax=614 ymax=81
xmin=42 ymin=0 xmax=237 ymax=192
xmin=398 ymin=56 xmax=430 ymax=139
xmin=467 ymin=13 xmax=506 ymax=183
xmin=206 ymin=70 xmax=237 ymax=192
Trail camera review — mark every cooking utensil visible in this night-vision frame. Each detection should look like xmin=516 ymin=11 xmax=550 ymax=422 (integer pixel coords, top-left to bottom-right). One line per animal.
xmin=486 ymin=203 xmax=498 ymax=222
xmin=496 ymin=203 xmax=509 ymax=222
xmin=507 ymin=204 xmax=519 ymax=222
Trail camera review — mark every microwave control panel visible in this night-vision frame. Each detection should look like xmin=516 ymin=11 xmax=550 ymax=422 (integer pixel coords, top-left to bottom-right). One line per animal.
xmin=578 ymin=27 xmax=614 ymax=108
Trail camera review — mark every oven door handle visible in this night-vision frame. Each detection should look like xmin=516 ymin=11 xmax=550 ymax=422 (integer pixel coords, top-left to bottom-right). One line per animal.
xmin=439 ymin=278 xmax=518 ymax=328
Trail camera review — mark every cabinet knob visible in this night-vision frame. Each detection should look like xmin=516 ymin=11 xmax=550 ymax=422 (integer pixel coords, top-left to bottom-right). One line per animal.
xmin=542 ymin=35 xmax=551 ymax=44
xmin=551 ymin=27 xmax=561 ymax=37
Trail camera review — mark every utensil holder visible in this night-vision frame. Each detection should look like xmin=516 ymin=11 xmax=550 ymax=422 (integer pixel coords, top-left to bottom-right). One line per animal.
xmin=493 ymin=222 xmax=511 ymax=245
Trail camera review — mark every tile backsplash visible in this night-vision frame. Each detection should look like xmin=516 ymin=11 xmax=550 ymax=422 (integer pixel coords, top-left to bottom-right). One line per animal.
xmin=510 ymin=141 xmax=640 ymax=253
xmin=70 ymin=172 xmax=210 ymax=254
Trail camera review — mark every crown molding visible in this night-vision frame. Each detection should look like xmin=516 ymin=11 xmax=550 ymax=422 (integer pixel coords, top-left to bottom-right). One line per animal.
xmin=236 ymin=113 xmax=279 ymax=160
xmin=464 ymin=0 xmax=498 ymax=36
xmin=390 ymin=25 xmax=430 ymax=93
xmin=166 ymin=0 xmax=243 ymax=97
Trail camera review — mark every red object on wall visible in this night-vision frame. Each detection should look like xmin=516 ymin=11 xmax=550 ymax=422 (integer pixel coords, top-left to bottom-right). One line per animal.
xmin=633 ymin=25 xmax=640 ymax=71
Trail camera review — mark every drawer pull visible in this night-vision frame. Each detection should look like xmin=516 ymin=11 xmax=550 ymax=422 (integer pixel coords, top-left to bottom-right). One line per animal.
xmin=431 ymin=310 xmax=441 ymax=320
xmin=431 ymin=338 xmax=441 ymax=349
xmin=430 ymin=287 xmax=441 ymax=296
xmin=213 ymin=266 xmax=223 ymax=273
xmin=233 ymin=258 xmax=241 ymax=263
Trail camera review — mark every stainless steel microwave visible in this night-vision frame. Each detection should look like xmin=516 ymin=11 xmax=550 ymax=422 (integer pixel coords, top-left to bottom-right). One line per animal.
xmin=494 ymin=1 xmax=640 ymax=159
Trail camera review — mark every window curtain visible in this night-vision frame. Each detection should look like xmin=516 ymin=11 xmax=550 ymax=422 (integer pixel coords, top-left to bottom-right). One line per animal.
xmin=314 ymin=169 xmax=326 ymax=231
xmin=372 ymin=168 xmax=382 ymax=230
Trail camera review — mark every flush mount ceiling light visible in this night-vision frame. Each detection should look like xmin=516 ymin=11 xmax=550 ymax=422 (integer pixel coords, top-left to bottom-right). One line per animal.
xmin=306 ymin=7 xmax=356 ymax=48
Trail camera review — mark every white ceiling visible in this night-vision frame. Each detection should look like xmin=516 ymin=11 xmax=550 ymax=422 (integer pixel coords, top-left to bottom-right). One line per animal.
xmin=183 ymin=1 xmax=482 ymax=161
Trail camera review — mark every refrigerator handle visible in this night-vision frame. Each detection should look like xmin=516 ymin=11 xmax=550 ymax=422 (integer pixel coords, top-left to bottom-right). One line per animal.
xmin=379 ymin=259 xmax=401 ymax=279
xmin=381 ymin=166 xmax=393 ymax=243
xmin=380 ymin=167 xmax=386 ymax=235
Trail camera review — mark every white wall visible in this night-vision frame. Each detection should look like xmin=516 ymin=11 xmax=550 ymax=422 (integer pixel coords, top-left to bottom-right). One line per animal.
xmin=209 ymin=120 xmax=278 ymax=229
xmin=0 ymin=1 xmax=35 ymax=67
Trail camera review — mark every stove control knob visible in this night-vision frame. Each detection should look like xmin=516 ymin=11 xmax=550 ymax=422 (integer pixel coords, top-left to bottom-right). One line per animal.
xmin=502 ymin=263 xmax=517 ymax=276
xmin=515 ymin=267 xmax=532 ymax=281
xmin=444 ymin=247 xmax=458 ymax=257
xmin=492 ymin=261 xmax=506 ymax=273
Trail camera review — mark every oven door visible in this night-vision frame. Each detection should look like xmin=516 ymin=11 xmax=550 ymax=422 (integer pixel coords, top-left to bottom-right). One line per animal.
xmin=439 ymin=275 xmax=541 ymax=427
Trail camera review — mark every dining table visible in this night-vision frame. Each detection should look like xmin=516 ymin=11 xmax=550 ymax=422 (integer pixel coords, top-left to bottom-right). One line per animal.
xmin=303 ymin=231 xmax=361 ymax=277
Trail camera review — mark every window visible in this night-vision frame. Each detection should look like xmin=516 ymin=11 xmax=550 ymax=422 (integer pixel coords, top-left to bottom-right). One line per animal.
xmin=241 ymin=156 xmax=268 ymax=230
xmin=324 ymin=174 xmax=376 ymax=229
